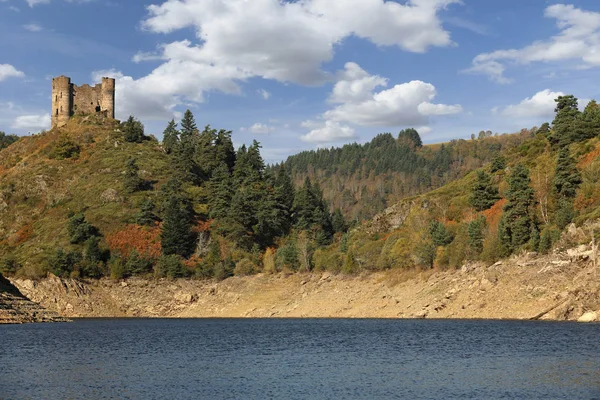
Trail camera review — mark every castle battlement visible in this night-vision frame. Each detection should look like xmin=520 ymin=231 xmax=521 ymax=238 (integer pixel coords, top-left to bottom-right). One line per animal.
xmin=51 ymin=75 xmax=115 ymax=128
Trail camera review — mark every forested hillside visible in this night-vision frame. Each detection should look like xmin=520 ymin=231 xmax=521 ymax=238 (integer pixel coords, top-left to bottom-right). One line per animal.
xmin=310 ymin=95 xmax=600 ymax=274
xmin=281 ymin=127 xmax=537 ymax=222
xmin=1 ymin=94 xmax=600 ymax=282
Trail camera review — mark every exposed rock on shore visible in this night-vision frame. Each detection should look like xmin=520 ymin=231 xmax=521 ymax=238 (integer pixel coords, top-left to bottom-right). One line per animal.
xmin=10 ymin=246 xmax=600 ymax=322
xmin=0 ymin=274 xmax=69 ymax=324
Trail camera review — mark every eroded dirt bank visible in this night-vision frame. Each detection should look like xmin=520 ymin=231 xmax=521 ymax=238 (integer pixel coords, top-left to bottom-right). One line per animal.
xmin=10 ymin=247 xmax=600 ymax=322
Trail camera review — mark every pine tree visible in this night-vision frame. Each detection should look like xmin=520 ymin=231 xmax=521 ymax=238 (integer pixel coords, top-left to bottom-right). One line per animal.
xmin=160 ymin=196 xmax=195 ymax=258
xmin=490 ymin=154 xmax=506 ymax=173
xmin=332 ymin=208 xmax=347 ymax=233
xmin=162 ymin=119 xmax=179 ymax=154
xmin=180 ymin=109 xmax=198 ymax=138
xmin=469 ymin=170 xmax=500 ymax=211
xmin=122 ymin=116 xmax=145 ymax=143
xmin=67 ymin=213 xmax=98 ymax=244
xmin=208 ymin=163 xmax=234 ymax=221
xmin=123 ymin=158 xmax=144 ymax=193
xmin=429 ymin=220 xmax=454 ymax=246
xmin=501 ymin=164 xmax=536 ymax=251
xmin=215 ymin=129 xmax=236 ymax=171
xmin=468 ymin=216 xmax=486 ymax=254
xmin=553 ymin=147 xmax=582 ymax=199
xmin=550 ymin=95 xmax=580 ymax=147
xmin=136 ymin=198 xmax=159 ymax=226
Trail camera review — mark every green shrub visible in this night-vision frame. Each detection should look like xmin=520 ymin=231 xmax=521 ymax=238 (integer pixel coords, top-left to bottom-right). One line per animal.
xmin=234 ymin=258 xmax=255 ymax=276
xmin=0 ymin=256 xmax=21 ymax=276
xmin=155 ymin=255 xmax=188 ymax=279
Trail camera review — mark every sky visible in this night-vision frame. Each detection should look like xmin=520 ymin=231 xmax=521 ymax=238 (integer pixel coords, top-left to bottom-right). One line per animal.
xmin=2 ymin=0 xmax=600 ymax=163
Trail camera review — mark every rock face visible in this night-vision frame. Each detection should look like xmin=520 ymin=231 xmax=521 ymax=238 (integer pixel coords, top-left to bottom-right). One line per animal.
xmin=0 ymin=274 xmax=69 ymax=324
xmin=577 ymin=311 xmax=598 ymax=323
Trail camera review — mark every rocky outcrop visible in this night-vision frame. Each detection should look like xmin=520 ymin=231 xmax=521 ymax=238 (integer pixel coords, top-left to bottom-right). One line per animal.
xmin=0 ymin=274 xmax=69 ymax=324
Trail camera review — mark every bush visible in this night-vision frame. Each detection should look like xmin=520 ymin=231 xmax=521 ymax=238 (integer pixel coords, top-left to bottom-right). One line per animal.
xmin=47 ymin=249 xmax=82 ymax=278
xmin=155 ymin=255 xmax=188 ymax=279
xmin=50 ymin=136 xmax=80 ymax=160
xmin=234 ymin=258 xmax=255 ymax=276
xmin=275 ymin=241 xmax=299 ymax=271
xmin=125 ymin=251 xmax=154 ymax=276
xmin=0 ymin=256 xmax=21 ymax=276
xmin=67 ymin=213 xmax=99 ymax=244
xmin=214 ymin=257 xmax=235 ymax=281
xmin=109 ymin=257 xmax=126 ymax=280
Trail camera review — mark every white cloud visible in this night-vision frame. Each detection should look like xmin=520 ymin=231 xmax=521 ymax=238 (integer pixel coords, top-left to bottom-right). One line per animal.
xmin=120 ymin=0 xmax=459 ymax=118
xmin=465 ymin=4 xmax=600 ymax=83
xmin=0 ymin=64 xmax=24 ymax=82
xmin=300 ymin=62 xmax=460 ymax=143
xmin=23 ymin=23 xmax=43 ymax=32
xmin=25 ymin=0 xmax=50 ymax=6
xmin=11 ymin=114 xmax=51 ymax=131
xmin=417 ymin=126 xmax=433 ymax=135
xmin=244 ymin=123 xmax=275 ymax=135
xmin=323 ymin=62 xmax=462 ymax=127
xmin=300 ymin=120 xmax=357 ymax=143
xmin=257 ymin=89 xmax=271 ymax=100
xmin=496 ymin=89 xmax=564 ymax=118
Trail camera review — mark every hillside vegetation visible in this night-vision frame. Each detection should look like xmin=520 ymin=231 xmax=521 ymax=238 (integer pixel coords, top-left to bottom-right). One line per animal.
xmin=1 ymin=94 xmax=600 ymax=282
xmin=281 ymin=127 xmax=534 ymax=221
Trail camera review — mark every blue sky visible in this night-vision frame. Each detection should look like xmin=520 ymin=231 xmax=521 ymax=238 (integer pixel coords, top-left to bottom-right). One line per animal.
xmin=2 ymin=0 xmax=600 ymax=162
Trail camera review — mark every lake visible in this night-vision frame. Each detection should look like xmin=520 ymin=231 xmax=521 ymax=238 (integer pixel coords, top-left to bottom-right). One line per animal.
xmin=1 ymin=319 xmax=600 ymax=399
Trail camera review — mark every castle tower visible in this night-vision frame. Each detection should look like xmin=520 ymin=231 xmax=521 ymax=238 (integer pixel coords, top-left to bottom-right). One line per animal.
xmin=100 ymin=77 xmax=115 ymax=120
xmin=51 ymin=76 xmax=72 ymax=128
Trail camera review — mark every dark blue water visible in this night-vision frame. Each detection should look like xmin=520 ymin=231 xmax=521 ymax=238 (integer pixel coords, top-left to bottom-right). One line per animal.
xmin=1 ymin=319 xmax=600 ymax=399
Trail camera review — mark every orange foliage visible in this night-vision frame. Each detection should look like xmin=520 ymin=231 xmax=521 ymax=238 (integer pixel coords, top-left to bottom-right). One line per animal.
xmin=183 ymin=255 xmax=201 ymax=269
xmin=578 ymin=145 xmax=600 ymax=168
xmin=106 ymin=224 xmax=162 ymax=259
xmin=483 ymin=199 xmax=506 ymax=231
xmin=574 ymin=189 xmax=600 ymax=212
xmin=8 ymin=224 xmax=33 ymax=246
xmin=194 ymin=219 xmax=213 ymax=233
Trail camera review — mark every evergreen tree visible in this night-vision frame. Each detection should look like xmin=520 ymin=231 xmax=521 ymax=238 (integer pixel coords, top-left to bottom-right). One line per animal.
xmin=332 ymin=208 xmax=347 ymax=233
xmin=274 ymin=164 xmax=295 ymax=216
xmin=490 ymin=154 xmax=506 ymax=173
xmin=208 ymin=163 xmax=234 ymax=221
xmin=0 ymin=131 xmax=19 ymax=151
xmin=550 ymin=95 xmax=580 ymax=147
xmin=429 ymin=220 xmax=454 ymax=246
xmin=553 ymin=147 xmax=582 ymax=199
xmin=468 ymin=216 xmax=486 ymax=254
xmin=215 ymin=129 xmax=236 ymax=171
xmin=500 ymin=164 xmax=536 ymax=251
xmin=160 ymin=196 xmax=195 ymax=258
xmin=136 ymin=198 xmax=159 ymax=226
xmin=123 ymin=158 xmax=144 ymax=193
xmin=578 ymin=100 xmax=600 ymax=139
xmin=162 ymin=119 xmax=179 ymax=154
xmin=122 ymin=116 xmax=145 ymax=143
xmin=67 ymin=213 xmax=99 ymax=244
xmin=398 ymin=128 xmax=422 ymax=148
xmin=195 ymin=125 xmax=217 ymax=179
xmin=180 ymin=109 xmax=198 ymax=138
xmin=469 ymin=170 xmax=500 ymax=211
xmin=537 ymin=122 xmax=550 ymax=136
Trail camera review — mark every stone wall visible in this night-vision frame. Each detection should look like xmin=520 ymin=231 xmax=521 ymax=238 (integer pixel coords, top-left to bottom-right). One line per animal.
xmin=51 ymin=76 xmax=116 ymax=128
xmin=73 ymin=84 xmax=102 ymax=115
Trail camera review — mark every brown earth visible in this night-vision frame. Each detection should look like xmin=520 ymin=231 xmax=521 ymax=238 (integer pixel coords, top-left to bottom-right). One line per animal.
xmin=9 ymin=245 xmax=600 ymax=322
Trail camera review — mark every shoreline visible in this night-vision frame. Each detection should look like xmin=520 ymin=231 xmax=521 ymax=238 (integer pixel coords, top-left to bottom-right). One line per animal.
xmin=9 ymin=250 xmax=600 ymax=323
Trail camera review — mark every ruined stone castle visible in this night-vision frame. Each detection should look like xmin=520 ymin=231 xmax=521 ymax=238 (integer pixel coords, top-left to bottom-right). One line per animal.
xmin=51 ymin=75 xmax=115 ymax=128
